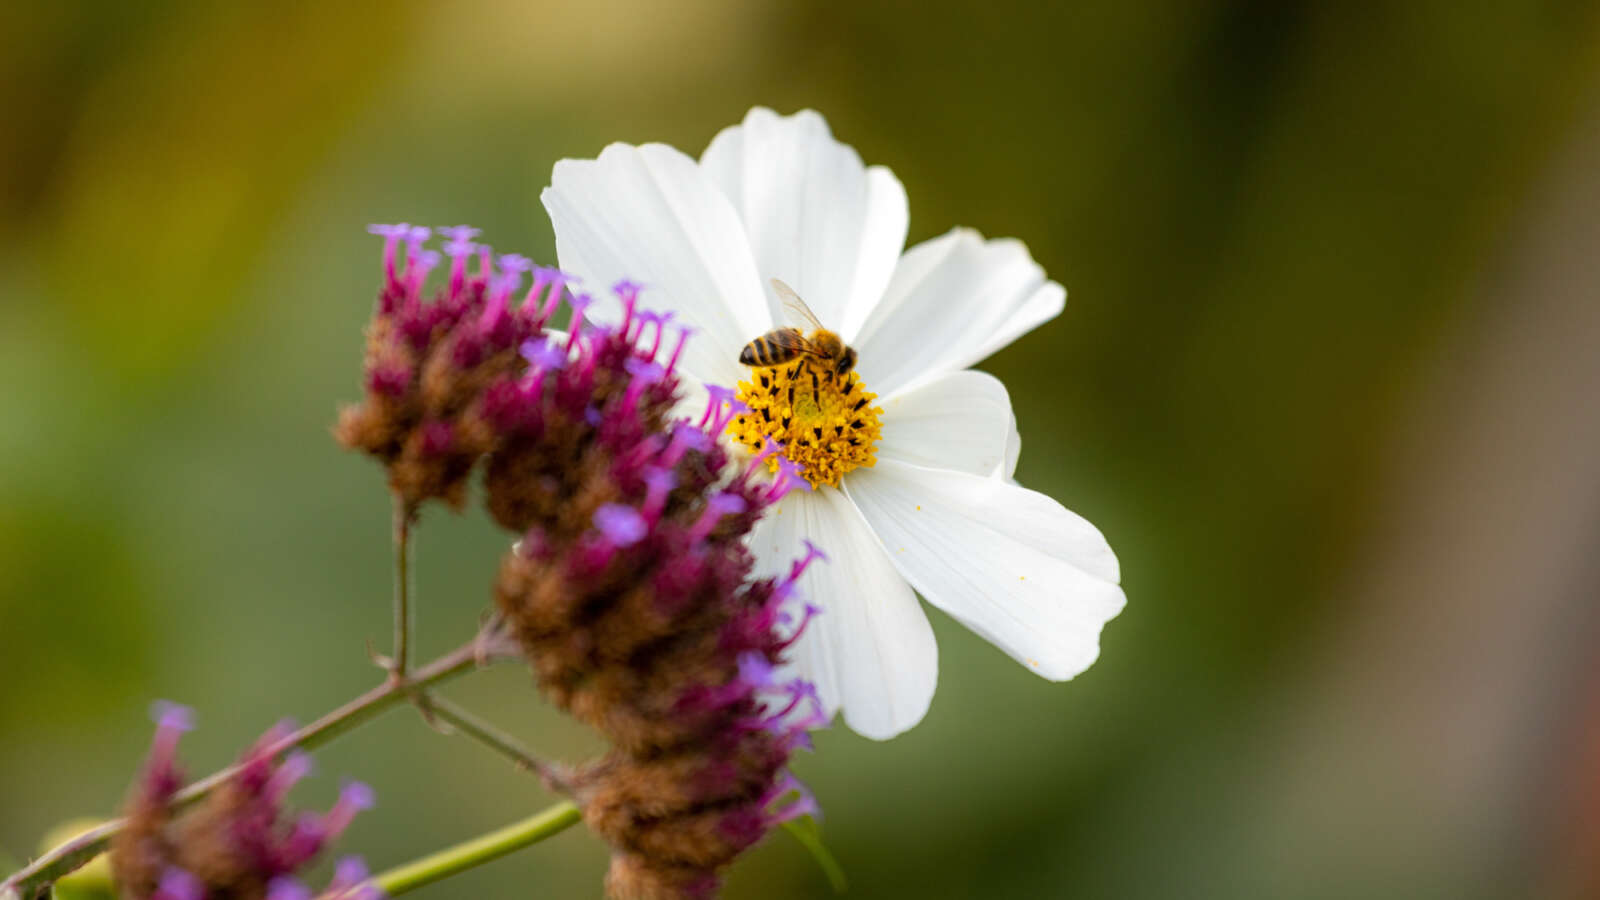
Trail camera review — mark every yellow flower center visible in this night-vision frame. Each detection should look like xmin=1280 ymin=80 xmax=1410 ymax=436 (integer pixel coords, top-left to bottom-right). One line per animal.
xmin=728 ymin=357 xmax=884 ymax=488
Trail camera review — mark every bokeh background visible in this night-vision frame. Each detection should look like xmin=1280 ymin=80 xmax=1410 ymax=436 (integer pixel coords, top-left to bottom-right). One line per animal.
xmin=4 ymin=2 xmax=1600 ymax=898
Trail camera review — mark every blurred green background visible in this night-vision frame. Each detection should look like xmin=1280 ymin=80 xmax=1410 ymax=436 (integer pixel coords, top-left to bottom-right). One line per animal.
xmin=5 ymin=2 xmax=1600 ymax=898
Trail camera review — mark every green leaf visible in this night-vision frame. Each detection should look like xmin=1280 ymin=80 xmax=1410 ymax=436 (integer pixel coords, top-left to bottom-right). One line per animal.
xmin=781 ymin=816 xmax=847 ymax=893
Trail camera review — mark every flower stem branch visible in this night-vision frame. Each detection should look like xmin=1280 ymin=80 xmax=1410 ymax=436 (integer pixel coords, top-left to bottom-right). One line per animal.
xmin=1 ymin=631 xmax=512 ymax=900
xmin=421 ymin=694 xmax=568 ymax=791
xmin=371 ymin=801 xmax=582 ymax=896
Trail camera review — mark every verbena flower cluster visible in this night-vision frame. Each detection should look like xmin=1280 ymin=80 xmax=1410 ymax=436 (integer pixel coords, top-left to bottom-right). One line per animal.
xmin=337 ymin=225 xmax=826 ymax=899
xmin=110 ymin=703 xmax=379 ymax=900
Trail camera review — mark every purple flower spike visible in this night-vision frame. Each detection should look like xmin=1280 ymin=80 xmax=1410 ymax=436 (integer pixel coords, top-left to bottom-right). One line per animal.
xmin=153 ymin=867 xmax=204 ymax=900
xmin=265 ymin=875 xmax=313 ymax=900
xmin=594 ymin=503 xmax=648 ymax=547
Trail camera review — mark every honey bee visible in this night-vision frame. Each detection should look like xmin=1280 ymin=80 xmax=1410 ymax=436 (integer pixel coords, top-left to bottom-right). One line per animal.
xmin=738 ymin=279 xmax=858 ymax=376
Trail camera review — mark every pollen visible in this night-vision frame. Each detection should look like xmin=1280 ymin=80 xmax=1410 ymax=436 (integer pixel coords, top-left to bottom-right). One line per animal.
xmin=731 ymin=358 xmax=884 ymax=488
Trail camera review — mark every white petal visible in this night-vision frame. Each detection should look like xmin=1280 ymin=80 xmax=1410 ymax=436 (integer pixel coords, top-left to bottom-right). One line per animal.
xmin=853 ymin=228 xmax=1066 ymax=397
xmin=878 ymin=370 xmax=1014 ymax=477
xmin=999 ymin=408 xmax=1021 ymax=481
xmin=700 ymin=108 xmax=908 ymax=338
xmin=542 ymin=142 xmax=768 ymax=390
xmin=746 ymin=486 xmax=938 ymax=740
xmin=844 ymin=459 xmax=1122 ymax=681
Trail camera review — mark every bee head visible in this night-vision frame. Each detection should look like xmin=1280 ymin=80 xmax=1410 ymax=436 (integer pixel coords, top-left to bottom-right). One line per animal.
xmin=836 ymin=346 xmax=857 ymax=376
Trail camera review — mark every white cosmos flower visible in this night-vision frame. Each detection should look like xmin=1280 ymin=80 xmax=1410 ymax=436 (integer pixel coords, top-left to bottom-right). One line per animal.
xmin=541 ymin=107 xmax=1125 ymax=739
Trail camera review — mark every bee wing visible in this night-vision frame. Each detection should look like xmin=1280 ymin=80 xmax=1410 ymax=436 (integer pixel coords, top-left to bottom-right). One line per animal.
xmin=768 ymin=327 xmax=813 ymax=352
xmin=771 ymin=278 xmax=825 ymax=331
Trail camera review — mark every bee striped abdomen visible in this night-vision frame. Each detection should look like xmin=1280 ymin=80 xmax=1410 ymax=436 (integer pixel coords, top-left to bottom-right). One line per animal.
xmin=739 ymin=327 xmax=806 ymax=367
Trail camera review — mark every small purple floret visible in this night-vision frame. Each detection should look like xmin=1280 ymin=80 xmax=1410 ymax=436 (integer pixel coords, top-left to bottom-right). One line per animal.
xmin=436 ymin=225 xmax=481 ymax=243
xmin=265 ymin=751 xmax=314 ymax=803
xmin=699 ymin=384 xmax=736 ymax=428
xmin=409 ymin=248 xmax=441 ymax=273
xmin=623 ymin=357 xmax=665 ymax=386
xmin=150 ymin=700 xmax=197 ymax=733
xmin=153 ymin=867 xmax=204 ymax=900
xmin=265 ymin=875 xmax=313 ymax=900
xmin=520 ymin=338 xmax=567 ymax=371
xmin=339 ymin=779 xmax=377 ymax=812
xmin=737 ymin=651 xmax=775 ymax=688
xmin=673 ymin=423 xmax=713 ymax=454
xmin=497 ymin=253 xmax=533 ymax=274
xmin=770 ymin=456 xmax=810 ymax=498
xmin=594 ymin=503 xmax=648 ymax=547
xmin=330 ymin=856 xmax=370 ymax=888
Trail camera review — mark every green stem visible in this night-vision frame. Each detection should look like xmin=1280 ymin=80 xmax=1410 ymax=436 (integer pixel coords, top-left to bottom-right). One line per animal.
xmin=1 ymin=633 xmax=509 ymax=899
xmin=393 ymin=496 xmax=414 ymax=678
xmin=422 ymin=695 xmax=565 ymax=789
xmin=372 ymin=802 xmax=582 ymax=896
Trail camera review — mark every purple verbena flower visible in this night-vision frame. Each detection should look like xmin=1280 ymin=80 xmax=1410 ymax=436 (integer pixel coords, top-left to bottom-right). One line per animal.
xmin=110 ymin=712 xmax=375 ymax=900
